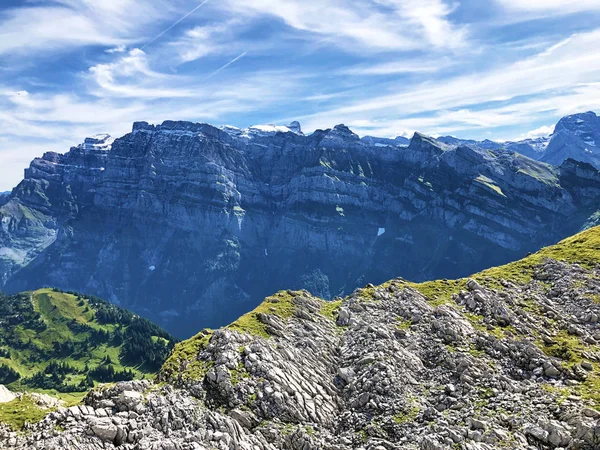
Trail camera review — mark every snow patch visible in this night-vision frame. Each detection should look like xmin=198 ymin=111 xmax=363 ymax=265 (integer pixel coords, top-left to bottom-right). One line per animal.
xmin=221 ymin=122 xmax=303 ymax=139
xmin=81 ymin=134 xmax=114 ymax=152
xmin=149 ymin=265 xmax=156 ymax=271
xmin=378 ymin=228 xmax=386 ymax=237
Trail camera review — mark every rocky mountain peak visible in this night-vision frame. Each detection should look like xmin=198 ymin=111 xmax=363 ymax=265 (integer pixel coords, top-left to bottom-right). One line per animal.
xmin=2 ymin=116 xmax=600 ymax=338
xmin=132 ymin=121 xmax=154 ymax=132
xmin=400 ymin=132 xmax=447 ymax=165
xmin=80 ymin=134 xmax=114 ymax=152
xmin=409 ymin=131 xmax=445 ymax=148
xmin=541 ymin=111 xmax=600 ymax=169
xmin=330 ymin=123 xmax=359 ymax=138
xmin=287 ymin=121 xmax=302 ymax=134
xmin=555 ymin=111 xmax=599 ymax=133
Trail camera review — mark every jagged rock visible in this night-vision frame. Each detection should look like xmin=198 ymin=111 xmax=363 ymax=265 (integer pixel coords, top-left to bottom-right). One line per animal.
xmin=89 ymin=417 xmax=118 ymax=441
xmin=4 ymin=227 xmax=600 ymax=450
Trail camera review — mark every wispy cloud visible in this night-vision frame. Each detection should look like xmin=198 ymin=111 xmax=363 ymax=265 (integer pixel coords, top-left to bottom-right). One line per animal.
xmin=495 ymin=0 xmax=600 ymax=15
xmin=140 ymin=0 xmax=211 ymax=50
xmin=0 ymin=1 xmax=171 ymax=55
xmin=340 ymin=58 xmax=454 ymax=76
xmin=220 ymin=0 xmax=468 ymax=52
xmin=1 ymin=0 xmax=600 ymax=190
xmin=294 ymin=29 xmax=600 ymax=138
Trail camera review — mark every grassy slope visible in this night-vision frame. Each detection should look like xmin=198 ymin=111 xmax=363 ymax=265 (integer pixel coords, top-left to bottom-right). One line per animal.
xmin=0 ymin=288 xmax=177 ymax=430
xmin=407 ymin=224 xmax=600 ymax=303
xmin=0 ymin=288 xmax=176 ymax=394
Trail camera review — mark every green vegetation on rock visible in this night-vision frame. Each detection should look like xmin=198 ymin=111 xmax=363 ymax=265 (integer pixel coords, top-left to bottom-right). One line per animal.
xmin=320 ymin=299 xmax=343 ymax=322
xmin=227 ymin=291 xmax=297 ymax=339
xmin=160 ymin=329 xmax=214 ymax=382
xmin=0 ymin=395 xmax=53 ymax=431
xmin=474 ymin=175 xmax=506 ymax=197
xmin=0 ymin=288 xmax=176 ymax=394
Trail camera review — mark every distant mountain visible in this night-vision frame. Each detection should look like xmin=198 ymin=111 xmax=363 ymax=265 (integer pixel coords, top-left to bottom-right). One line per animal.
xmin=437 ymin=135 xmax=550 ymax=159
xmin=360 ymin=135 xmax=410 ymax=147
xmin=504 ymin=137 xmax=550 ymax=160
xmin=438 ymin=112 xmax=600 ymax=169
xmin=1 ymin=120 xmax=600 ymax=337
xmin=437 ymin=135 xmax=504 ymax=150
xmin=0 ymin=288 xmax=176 ymax=393
xmin=541 ymin=111 xmax=600 ymax=168
xmin=0 ymin=192 xmax=9 ymax=206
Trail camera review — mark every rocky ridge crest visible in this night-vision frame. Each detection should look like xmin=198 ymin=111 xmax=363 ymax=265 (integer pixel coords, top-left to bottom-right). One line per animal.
xmin=4 ymin=226 xmax=600 ymax=449
xmin=2 ymin=118 xmax=600 ymax=336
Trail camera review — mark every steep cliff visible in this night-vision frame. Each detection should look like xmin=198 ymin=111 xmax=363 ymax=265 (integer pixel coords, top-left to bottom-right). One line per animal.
xmin=1 ymin=121 xmax=600 ymax=337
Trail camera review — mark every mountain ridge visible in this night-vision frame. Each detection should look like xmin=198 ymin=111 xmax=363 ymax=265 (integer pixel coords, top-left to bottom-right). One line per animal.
xmin=438 ymin=111 xmax=600 ymax=169
xmin=2 ymin=113 xmax=600 ymax=337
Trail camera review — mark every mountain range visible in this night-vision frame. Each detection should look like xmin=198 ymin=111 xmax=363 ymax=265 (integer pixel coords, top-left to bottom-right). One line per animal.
xmin=438 ymin=111 xmax=600 ymax=168
xmin=1 ymin=112 xmax=600 ymax=337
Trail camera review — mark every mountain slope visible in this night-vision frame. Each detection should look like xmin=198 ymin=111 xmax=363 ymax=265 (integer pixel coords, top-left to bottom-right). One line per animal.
xmin=1 ymin=120 xmax=600 ymax=337
xmin=541 ymin=111 xmax=600 ymax=169
xmin=5 ymin=226 xmax=600 ymax=449
xmin=0 ymin=288 xmax=176 ymax=394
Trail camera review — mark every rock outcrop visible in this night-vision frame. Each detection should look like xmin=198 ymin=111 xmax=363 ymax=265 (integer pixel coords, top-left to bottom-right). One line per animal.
xmin=4 ymin=226 xmax=600 ymax=449
xmin=1 ymin=120 xmax=600 ymax=336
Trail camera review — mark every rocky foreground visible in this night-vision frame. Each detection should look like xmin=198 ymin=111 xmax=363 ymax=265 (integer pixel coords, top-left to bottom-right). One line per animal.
xmin=3 ymin=228 xmax=600 ymax=449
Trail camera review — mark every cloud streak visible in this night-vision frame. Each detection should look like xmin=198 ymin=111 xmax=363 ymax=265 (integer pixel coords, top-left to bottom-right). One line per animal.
xmin=1 ymin=0 xmax=600 ymax=190
xmin=140 ymin=0 xmax=211 ymax=50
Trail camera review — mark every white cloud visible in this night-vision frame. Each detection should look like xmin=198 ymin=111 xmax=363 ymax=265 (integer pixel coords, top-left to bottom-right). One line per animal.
xmin=87 ymin=49 xmax=197 ymax=98
xmin=106 ymin=45 xmax=127 ymax=54
xmin=174 ymin=22 xmax=239 ymax=63
xmin=0 ymin=1 xmax=172 ymax=55
xmin=220 ymin=0 xmax=468 ymax=52
xmin=526 ymin=125 xmax=555 ymax=139
xmin=341 ymin=58 xmax=453 ymax=76
xmin=293 ymin=29 xmax=600 ymax=137
xmin=495 ymin=0 xmax=600 ymax=14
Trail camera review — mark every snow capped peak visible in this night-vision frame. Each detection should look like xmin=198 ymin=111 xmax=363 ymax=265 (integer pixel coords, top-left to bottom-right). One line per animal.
xmin=250 ymin=124 xmax=294 ymax=133
xmin=81 ymin=134 xmax=114 ymax=152
xmin=220 ymin=122 xmax=304 ymax=139
xmin=249 ymin=122 xmax=304 ymax=135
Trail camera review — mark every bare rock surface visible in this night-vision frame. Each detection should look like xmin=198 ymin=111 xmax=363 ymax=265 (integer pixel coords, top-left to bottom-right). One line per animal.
xmin=5 ymin=249 xmax=600 ymax=449
xmin=1 ymin=119 xmax=600 ymax=337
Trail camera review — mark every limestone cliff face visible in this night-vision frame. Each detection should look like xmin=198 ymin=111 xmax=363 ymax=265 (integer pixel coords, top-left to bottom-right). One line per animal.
xmin=1 ymin=121 xmax=599 ymax=337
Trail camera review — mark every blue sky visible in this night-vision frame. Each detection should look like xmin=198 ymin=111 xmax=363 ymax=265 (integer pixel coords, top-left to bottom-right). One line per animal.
xmin=1 ymin=0 xmax=600 ymax=190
